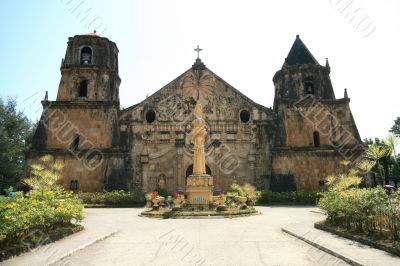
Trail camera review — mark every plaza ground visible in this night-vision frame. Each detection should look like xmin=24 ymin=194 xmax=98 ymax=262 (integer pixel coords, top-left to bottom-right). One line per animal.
xmin=4 ymin=206 xmax=400 ymax=266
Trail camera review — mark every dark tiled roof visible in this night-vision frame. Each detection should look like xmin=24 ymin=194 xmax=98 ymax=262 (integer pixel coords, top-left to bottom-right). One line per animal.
xmin=284 ymin=35 xmax=319 ymax=66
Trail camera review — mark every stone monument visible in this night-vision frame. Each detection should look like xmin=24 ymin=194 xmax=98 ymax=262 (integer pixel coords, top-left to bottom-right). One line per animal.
xmin=186 ymin=103 xmax=214 ymax=204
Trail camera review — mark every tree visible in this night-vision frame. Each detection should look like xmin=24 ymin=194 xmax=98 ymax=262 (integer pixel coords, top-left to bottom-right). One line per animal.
xmin=24 ymin=154 xmax=64 ymax=195
xmin=390 ymin=117 xmax=400 ymax=136
xmin=363 ymin=135 xmax=400 ymax=186
xmin=365 ymin=141 xmax=390 ymax=185
xmin=0 ymin=98 xmax=34 ymax=193
xmin=384 ymin=134 xmax=400 ymax=187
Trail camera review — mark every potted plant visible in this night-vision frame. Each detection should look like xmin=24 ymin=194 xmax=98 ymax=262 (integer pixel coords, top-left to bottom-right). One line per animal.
xmin=145 ymin=192 xmax=155 ymax=208
xmin=235 ymin=195 xmax=247 ymax=207
xmin=147 ymin=191 xmax=160 ymax=207
xmin=216 ymin=192 xmax=226 ymax=206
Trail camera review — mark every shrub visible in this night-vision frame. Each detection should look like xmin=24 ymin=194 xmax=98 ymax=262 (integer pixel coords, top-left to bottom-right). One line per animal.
xmin=228 ymin=183 xmax=246 ymax=197
xmin=318 ymin=159 xmax=400 ymax=240
xmin=226 ymin=183 xmax=260 ymax=206
xmin=257 ymin=190 xmax=318 ymax=205
xmin=77 ymin=190 xmax=144 ymax=206
xmin=318 ymin=187 xmax=400 ymax=239
xmin=0 ymin=188 xmax=83 ymax=243
xmin=155 ymin=187 xmax=169 ymax=198
xmin=0 ymin=154 xmax=84 ymax=253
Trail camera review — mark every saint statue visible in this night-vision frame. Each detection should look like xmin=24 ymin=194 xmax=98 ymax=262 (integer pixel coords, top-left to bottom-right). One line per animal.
xmin=158 ymin=174 xmax=166 ymax=189
xmin=191 ymin=103 xmax=207 ymax=175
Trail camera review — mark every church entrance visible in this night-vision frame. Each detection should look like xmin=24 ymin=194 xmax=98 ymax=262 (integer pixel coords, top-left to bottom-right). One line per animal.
xmin=185 ymin=164 xmax=211 ymax=186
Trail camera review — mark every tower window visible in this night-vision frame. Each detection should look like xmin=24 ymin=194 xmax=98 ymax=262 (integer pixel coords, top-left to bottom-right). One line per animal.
xmin=145 ymin=110 xmax=156 ymax=123
xmin=71 ymin=135 xmax=79 ymax=150
xmin=78 ymin=80 xmax=87 ymax=97
xmin=80 ymin=46 xmax=92 ymax=64
xmin=240 ymin=110 xmax=250 ymax=123
xmin=305 ymin=81 xmax=314 ymax=94
xmin=313 ymin=131 xmax=320 ymax=147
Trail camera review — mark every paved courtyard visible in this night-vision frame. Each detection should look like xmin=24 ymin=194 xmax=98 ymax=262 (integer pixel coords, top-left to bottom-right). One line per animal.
xmin=52 ymin=206 xmax=346 ymax=266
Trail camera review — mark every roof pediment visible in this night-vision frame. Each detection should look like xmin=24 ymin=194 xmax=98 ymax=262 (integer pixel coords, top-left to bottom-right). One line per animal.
xmin=121 ymin=67 xmax=272 ymax=123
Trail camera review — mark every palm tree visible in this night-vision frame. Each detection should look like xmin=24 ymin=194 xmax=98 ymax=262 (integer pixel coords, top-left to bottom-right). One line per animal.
xmin=384 ymin=134 xmax=400 ymax=187
xmin=384 ymin=134 xmax=399 ymax=162
xmin=366 ymin=144 xmax=390 ymax=185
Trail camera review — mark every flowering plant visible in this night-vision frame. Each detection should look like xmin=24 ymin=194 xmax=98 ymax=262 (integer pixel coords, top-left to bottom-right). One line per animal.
xmin=145 ymin=191 xmax=158 ymax=202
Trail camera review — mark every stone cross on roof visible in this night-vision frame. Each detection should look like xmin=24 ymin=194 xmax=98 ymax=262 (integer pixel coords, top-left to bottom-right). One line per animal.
xmin=194 ymin=45 xmax=202 ymax=59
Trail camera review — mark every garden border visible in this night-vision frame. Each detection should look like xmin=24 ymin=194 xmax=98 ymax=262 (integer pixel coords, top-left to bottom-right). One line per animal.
xmin=0 ymin=224 xmax=83 ymax=262
xmin=314 ymin=221 xmax=400 ymax=257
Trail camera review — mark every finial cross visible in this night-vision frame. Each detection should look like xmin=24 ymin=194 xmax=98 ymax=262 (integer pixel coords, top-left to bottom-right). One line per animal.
xmin=194 ymin=45 xmax=202 ymax=59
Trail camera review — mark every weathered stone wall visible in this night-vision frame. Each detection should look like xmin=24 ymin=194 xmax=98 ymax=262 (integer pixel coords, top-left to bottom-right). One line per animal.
xmin=44 ymin=103 xmax=119 ymax=149
xmin=275 ymin=99 xmax=360 ymax=147
xmin=56 ymin=69 xmax=120 ymax=102
xmin=26 ymin=152 xmax=125 ymax=192
xmin=272 ymin=150 xmax=346 ymax=191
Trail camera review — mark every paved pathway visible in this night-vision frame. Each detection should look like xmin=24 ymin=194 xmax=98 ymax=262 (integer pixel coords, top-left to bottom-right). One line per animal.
xmin=56 ymin=207 xmax=346 ymax=265
xmin=5 ymin=206 xmax=398 ymax=266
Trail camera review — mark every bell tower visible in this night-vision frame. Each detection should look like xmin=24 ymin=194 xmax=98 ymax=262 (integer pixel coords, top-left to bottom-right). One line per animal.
xmin=273 ymin=35 xmax=361 ymax=148
xmin=273 ymin=35 xmax=334 ymax=107
xmin=29 ymin=32 xmax=123 ymax=191
xmin=57 ymin=31 xmax=120 ymax=102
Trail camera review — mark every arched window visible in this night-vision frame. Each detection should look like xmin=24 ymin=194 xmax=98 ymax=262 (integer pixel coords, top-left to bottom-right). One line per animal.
xmin=71 ymin=135 xmax=79 ymax=150
xmin=78 ymin=80 xmax=87 ymax=97
xmin=304 ymin=79 xmax=314 ymax=94
xmin=145 ymin=110 xmax=156 ymax=123
xmin=313 ymin=131 xmax=320 ymax=147
xmin=80 ymin=46 xmax=92 ymax=64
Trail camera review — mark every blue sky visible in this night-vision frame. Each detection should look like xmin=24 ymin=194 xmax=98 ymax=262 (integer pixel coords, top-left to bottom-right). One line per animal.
xmin=0 ymin=0 xmax=399 ymax=139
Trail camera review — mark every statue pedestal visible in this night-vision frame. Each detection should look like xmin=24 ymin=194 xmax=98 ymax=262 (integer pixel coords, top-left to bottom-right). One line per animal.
xmin=186 ymin=174 xmax=213 ymax=205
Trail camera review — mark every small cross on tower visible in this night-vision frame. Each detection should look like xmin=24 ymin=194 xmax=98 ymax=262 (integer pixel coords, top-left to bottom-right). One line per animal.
xmin=194 ymin=45 xmax=202 ymax=59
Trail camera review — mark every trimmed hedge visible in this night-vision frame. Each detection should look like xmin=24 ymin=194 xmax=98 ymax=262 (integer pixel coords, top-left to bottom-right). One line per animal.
xmin=257 ymin=190 xmax=318 ymax=205
xmin=77 ymin=190 xmax=145 ymax=206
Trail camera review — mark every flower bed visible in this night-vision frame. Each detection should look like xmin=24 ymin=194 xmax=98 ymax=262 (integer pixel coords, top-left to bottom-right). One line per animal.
xmin=318 ymin=187 xmax=400 ymax=248
xmin=141 ymin=207 xmax=258 ymax=219
xmin=0 ymin=189 xmax=84 ymax=261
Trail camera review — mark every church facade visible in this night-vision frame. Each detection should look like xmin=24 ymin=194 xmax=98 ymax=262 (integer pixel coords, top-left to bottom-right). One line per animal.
xmin=27 ymin=33 xmax=364 ymax=193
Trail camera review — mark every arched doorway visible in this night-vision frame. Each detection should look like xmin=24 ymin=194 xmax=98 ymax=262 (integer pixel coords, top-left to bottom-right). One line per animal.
xmin=185 ymin=164 xmax=212 ymax=186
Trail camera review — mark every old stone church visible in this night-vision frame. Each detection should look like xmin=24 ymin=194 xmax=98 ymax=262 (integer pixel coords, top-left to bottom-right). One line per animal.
xmin=27 ymin=33 xmax=363 ymax=193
